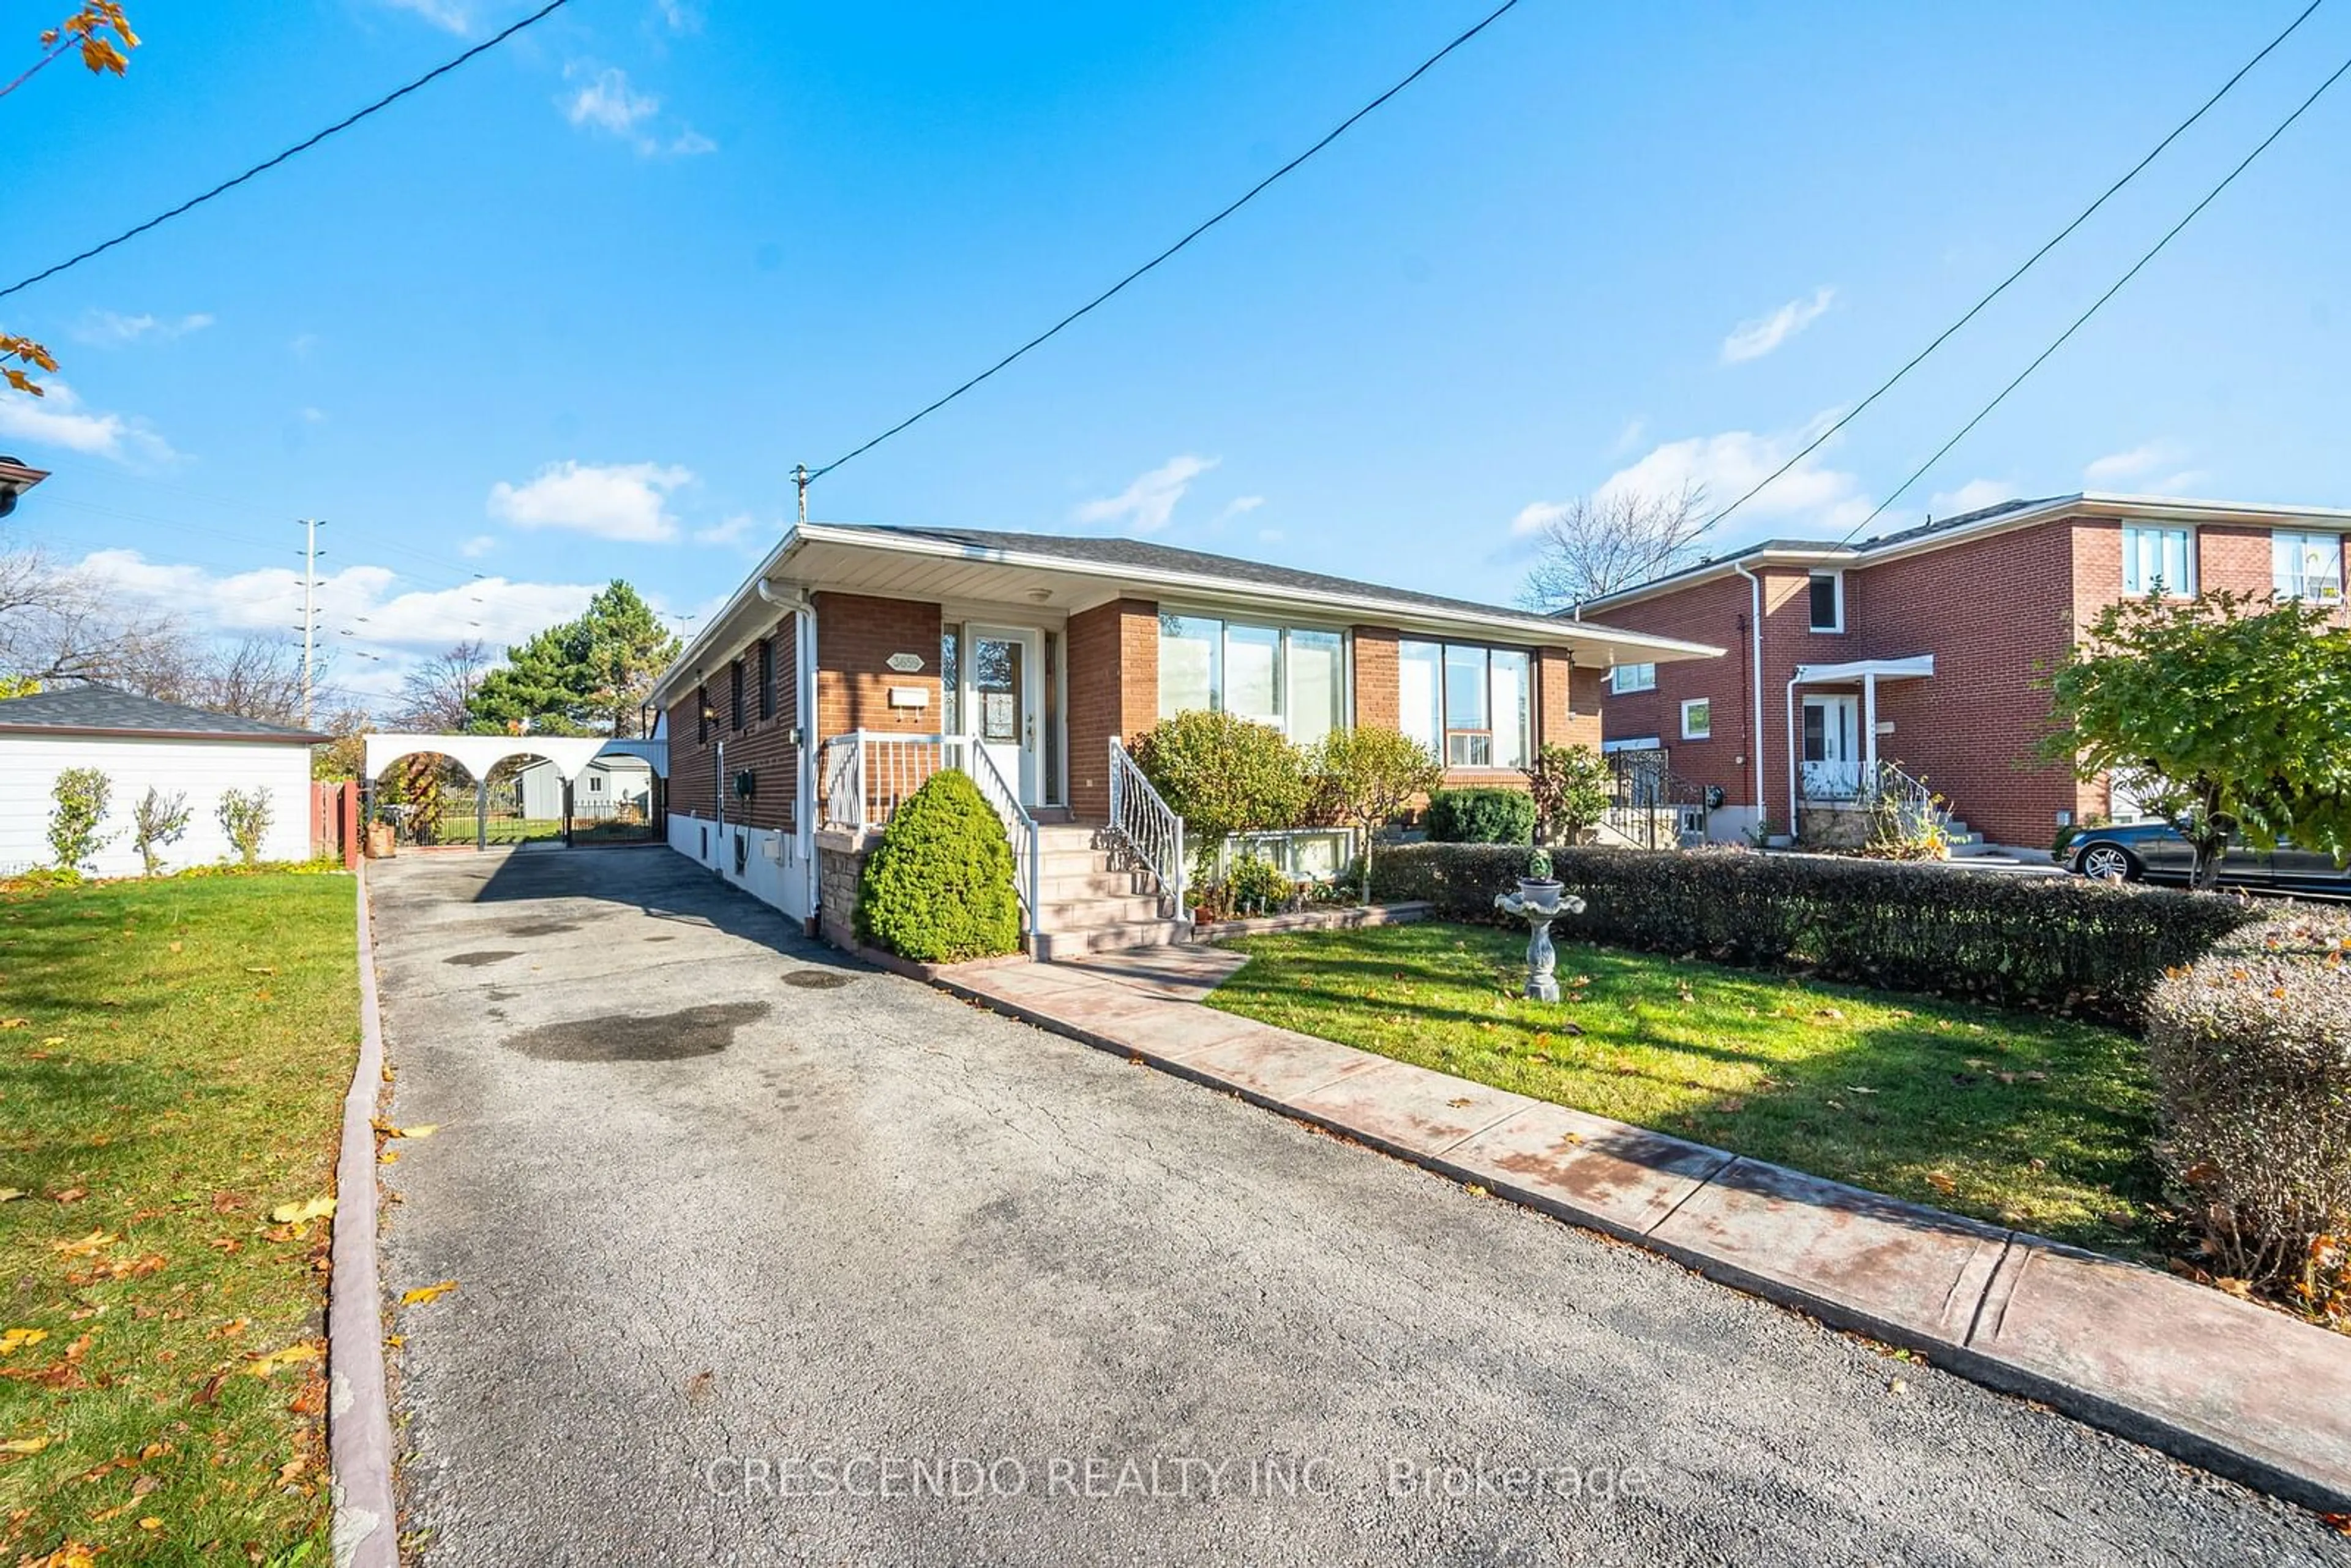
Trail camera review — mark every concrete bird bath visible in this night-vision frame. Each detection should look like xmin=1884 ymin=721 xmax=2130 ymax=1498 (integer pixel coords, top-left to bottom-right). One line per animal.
xmin=1493 ymin=853 xmax=1584 ymax=1003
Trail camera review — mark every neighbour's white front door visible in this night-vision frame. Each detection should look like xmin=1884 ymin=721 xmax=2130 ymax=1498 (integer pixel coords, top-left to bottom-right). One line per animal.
xmin=966 ymin=625 xmax=1043 ymax=807
xmin=1801 ymin=695 xmax=1861 ymax=799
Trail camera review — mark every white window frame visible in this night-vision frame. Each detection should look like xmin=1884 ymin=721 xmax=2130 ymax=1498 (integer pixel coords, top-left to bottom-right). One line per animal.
xmin=2121 ymin=522 xmax=2195 ymax=598
xmin=1609 ymin=662 xmax=1657 ymax=695
xmin=2273 ymin=530 xmax=2344 ymax=604
xmin=1155 ymin=610 xmax=1352 ymax=743
xmin=1680 ymin=697 xmax=1712 ymax=740
xmin=1807 ymin=570 xmax=1845 ymax=634
xmin=1400 ymin=637 xmax=1533 ymax=771
xmin=1602 ymin=736 xmax=1661 ymax=754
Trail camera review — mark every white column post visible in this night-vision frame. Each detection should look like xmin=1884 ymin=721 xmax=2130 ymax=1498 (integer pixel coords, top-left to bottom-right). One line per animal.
xmin=1862 ymin=672 xmax=1879 ymax=788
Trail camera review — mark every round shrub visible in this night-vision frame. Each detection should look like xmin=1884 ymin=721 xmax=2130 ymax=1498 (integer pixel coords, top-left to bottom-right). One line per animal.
xmin=2146 ymin=910 xmax=2351 ymax=1297
xmin=855 ymin=770 xmax=1023 ymax=963
xmin=1130 ymin=710 xmax=1311 ymax=876
xmin=1425 ymin=787 xmax=1535 ymax=845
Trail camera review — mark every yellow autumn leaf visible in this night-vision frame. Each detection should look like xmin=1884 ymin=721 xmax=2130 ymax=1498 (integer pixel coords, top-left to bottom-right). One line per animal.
xmin=243 ymin=1341 xmax=322 ymax=1377
xmin=39 ymin=1036 xmax=64 ymax=1047
xmin=400 ymin=1280 xmax=459 ymax=1307
xmin=138 ymin=1517 xmax=163 ymax=1531
xmin=50 ymin=1229 xmax=116 ymax=1257
xmin=0 ymin=1327 xmax=50 ymax=1355
xmin=1 ymin=1434 xmax=51 ymax=1454
xmin=267 ymin=1196 xmax=335 ymax=1225
xmin=0 ymin=1188 xmax=24 ymax=1203
xmin=395 ymin=1123 xmax=437 ymax=1139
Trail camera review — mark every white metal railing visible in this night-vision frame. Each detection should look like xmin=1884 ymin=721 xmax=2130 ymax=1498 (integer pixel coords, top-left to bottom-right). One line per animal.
xmin=1108 ymin=737 xmax=1185 ymax=912
xmin=816 ymin=730 xmax=1040 ymax=937
xmin=1804 ymin=759 xmax=1941 ymax=828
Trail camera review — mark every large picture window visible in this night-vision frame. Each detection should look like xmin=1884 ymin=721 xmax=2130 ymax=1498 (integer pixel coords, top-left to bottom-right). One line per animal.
xmin=2274 ymin=530 xmax=2344 ymax=602
xmin=2122 ymin=524 xmax=2193 ymax=596
xmin=1156 ymin=615 xmax=1348 ymax=745
xmin=1400 ymin=640 xmax=1529 ymax=770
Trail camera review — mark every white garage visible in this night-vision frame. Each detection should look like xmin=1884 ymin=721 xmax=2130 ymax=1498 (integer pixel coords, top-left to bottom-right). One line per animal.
xmin=0 ymin=685 xmax=324 ymax=879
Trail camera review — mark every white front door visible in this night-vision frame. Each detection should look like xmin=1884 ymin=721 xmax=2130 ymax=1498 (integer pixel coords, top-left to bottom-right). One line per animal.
xmin=966 ymin=625 xmax=1043 ymax=806
xmin=1801 ymin=695 xmax=1861 ymax=799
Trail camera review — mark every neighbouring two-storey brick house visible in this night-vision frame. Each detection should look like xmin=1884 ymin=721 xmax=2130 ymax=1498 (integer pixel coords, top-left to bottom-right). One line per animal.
xmin=1576 ymin=492 xmax=2351 ymax=853
xmin=650 ymin=523 xmax=1715 ymax=956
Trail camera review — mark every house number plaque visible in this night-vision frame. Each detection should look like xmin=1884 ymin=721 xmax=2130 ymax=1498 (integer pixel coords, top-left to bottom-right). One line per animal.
xmin=886 ymin=653 xmax=924 ymax=673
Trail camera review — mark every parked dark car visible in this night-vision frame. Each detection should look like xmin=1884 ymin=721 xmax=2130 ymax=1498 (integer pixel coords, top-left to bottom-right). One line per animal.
xmin=2065 ymin=819 xmax=2350 ymax=895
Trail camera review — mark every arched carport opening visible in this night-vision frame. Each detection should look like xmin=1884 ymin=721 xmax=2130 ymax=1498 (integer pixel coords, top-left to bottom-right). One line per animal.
xmin=360 ymin=735 xmax=671 ymax=851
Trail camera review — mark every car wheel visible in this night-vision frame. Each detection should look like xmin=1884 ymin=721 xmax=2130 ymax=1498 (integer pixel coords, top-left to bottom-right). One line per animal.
xmin=2077 ymin=843 xmax=2139 ymax=882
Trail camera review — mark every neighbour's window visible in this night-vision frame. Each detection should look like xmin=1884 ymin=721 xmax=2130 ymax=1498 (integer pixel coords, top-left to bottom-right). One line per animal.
xmin=1155 ymin=614 xmax=1348 ymax=745
xmin=589 ymin=775 xmax=604 ymax=792
xmin=2122 ymin=524 xmax=2194 ymax=596
xmin=940 ymin=629 xmax=960 ymax=733
xmin=1807 ymin=571 xmax=1843 ymax=632
xmin=1398 ymin=640 xmax=1529 ymax=770
xmin=2273 ymin=531 xmax=2344 ymax=603
xmin=1608 ymin=662 xmax=1656 ymax=695
xmin=730 ymin=659 xmax=746 ymax=730
xmin=758 ymin=638 xmax=776 ymax=721
xmin=1681 ymin=697 xmax=1711 ymax=740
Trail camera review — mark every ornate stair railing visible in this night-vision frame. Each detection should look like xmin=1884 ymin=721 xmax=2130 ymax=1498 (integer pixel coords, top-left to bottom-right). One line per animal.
xmin=1108 ymin=737 xmax=1185 ymax=913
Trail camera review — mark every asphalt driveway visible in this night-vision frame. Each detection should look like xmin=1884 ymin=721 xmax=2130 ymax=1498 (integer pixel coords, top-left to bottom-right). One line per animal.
xmin=369 ymin=847 xmax=2341 ymax=1566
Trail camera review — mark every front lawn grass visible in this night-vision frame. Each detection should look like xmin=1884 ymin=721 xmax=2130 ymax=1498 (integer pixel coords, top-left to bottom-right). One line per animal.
xmin=0 ymin=871 xmax=358 ymax=1566
xmin=1208 ymin=922 xmax=2162 ymax=1255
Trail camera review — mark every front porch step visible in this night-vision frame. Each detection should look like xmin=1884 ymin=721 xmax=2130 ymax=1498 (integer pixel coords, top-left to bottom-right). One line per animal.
xmin=1031 ymin=918 xmax=1193 ymax=961
xmin=1038 ymin=868 xmax=1161 ymax=901
xmin=1037 ymin=893 xmax=1175 ymax=927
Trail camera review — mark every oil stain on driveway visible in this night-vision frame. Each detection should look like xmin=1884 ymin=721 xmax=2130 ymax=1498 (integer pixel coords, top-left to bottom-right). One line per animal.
xmin=368 ymin=848 xmax=2341 ymax=1566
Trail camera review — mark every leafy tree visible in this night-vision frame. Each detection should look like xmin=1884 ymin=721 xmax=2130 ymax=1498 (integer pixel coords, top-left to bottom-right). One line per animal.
xmin=1130 ymin=710 xmax=1311 ymax=879
xmin=468 ymin=582 xmax=678 ymax=737
xmin=1518 ymin=484 xmax=1712 ymax=610
xmin=3 ymin=5 xmax=142 ymax=397
xmin=216 ymin=786 xmax=273 ymax=867
xmin=48 ymin=766 xmax=110 ymax=871
xmin=1523 ymin=743 xmax=1613 ymax=844
xmin=2042 ymin=590 xmax=2351 ymax=890
xmin=131 ymin=786 xmax=189 ymax=876
xmin=1310 ymin=726 xmax=1442 ymax=902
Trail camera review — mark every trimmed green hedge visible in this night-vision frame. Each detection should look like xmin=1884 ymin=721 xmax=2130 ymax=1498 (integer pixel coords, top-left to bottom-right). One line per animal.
xmin=1425 ymin=787 xmax=1535 ymax=845
xmin=2145 ymin=910 xmax=2351 ymax=1294
xmin=856 ymin=770 xmax=1023 ymax=963
xmin=1368 ymin=842 xmax=2259 ymax=1023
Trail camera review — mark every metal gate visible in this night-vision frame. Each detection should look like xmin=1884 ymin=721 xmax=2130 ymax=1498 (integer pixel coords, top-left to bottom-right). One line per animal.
xmin=1603 ymin=748 xmax=1711 ymax=850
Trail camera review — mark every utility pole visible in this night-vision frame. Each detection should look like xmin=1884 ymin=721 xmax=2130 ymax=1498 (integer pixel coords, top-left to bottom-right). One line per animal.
xmin=298 ymin=518 xmax=325 ymax=726
xmin=795 ymin=464 xmax=808 ymax=527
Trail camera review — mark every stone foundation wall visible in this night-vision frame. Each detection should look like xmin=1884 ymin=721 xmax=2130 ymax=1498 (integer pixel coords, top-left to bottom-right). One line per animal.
xmin=816 ymin=832 xmax=874 ymax=950
xmin=1798 ymin=805 xmax=1871 ymax=850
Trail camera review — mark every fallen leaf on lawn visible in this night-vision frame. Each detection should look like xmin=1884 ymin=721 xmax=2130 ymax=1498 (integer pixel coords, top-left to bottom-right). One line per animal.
xmin=205 ymin=1237 xmax=241 ymax=1254
xmin=1923 ymin=1172 xmax=1959 ymax=1196
xmin=209 ymin=1318 xmax=250 ymax=1341
xmin=0 ymin=1018 xmax=27 ymax=1029
xmin=244 ymin=965 xmax=276 ymax=976
xmin=1844 ymin=1086 xmax=1880 ymax=1095
xmin=210 ymin=1191 xmax=243 ymax=1214
xmin=400 ymin=1280 xmax=459 ymax=1307
xmin=1717 ymin=1097 xmax=1747 ymax=1114
xmin=2214 ymin=1277 xmax=2255 ymax=1300
xmin=137 ymin=1516 xmax=162 ymax=1531
xmin=0 ymin=1435 xmax=50 ymax=1454
xmin=242 ymin=1342 xmax=322 ymax=1378
xmin=1813 ymin=1007 xmax=1845 ymax=1021
xmin=0 ymin=1328 xmax=49 ymax=1356
xmin=50 ymin=1230 xmax=116 ymax=1258
xmin=38 ymin=1036 xmax=64 ymax=1048
xmin=396 ymin=1123 xmax=438 ymax=1139
xmin=0 ymin=1190 xmax=23 ymax=1203
xmin=53 ymin=1187 xmax=87 ymax=1204
xmin=268 ymin=1196 xmax=334 ymax=1225
xmin=167 ymin=940 xmax=182 ymax=953
xmin=277 ymin=1455 xmax=309 ymax=1485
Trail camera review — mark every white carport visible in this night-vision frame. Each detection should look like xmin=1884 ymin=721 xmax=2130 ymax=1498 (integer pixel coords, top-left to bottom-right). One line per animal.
xmin=361 ymin=733 xmax=669 ymax=849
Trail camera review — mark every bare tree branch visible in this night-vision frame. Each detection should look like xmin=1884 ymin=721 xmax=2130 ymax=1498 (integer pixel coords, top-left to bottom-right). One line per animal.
xmin=1517 ymin=482 xmax=1714 ymax=612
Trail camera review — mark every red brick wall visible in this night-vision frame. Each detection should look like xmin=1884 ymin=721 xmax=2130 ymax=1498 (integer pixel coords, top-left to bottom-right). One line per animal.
xmin=1067 ymin=598 xmax=1158 ymax=819
xmin=1584 ymin=574 xmax=1755 ymax=809
xmin=813 ymin=593 xmax=942 ymax=743
xmin=666 ymin=615 xmax=801 ymax=830
xmin=1352 ymin=626 xmax=1400 ymax=730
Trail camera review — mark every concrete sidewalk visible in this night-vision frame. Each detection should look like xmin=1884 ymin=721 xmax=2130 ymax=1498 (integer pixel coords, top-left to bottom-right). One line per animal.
xmin=942 ymin=948 xmax=2351 ymax=1515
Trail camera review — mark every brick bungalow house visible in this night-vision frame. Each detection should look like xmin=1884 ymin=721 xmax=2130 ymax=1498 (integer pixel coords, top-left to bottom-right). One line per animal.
xmin=1575 ymin=492 xmax=2351 ymax=853
xmin=649 ymin=523 xmax=1715 ymax=955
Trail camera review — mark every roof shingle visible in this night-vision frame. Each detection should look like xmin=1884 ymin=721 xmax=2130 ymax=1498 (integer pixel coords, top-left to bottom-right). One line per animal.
xmin=0 ymin=685 xmax=325 ymax=742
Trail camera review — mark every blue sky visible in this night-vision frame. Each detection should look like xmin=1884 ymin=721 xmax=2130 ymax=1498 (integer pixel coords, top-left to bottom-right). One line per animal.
xmin=3 ymin=0 xmax=2346 ymax=701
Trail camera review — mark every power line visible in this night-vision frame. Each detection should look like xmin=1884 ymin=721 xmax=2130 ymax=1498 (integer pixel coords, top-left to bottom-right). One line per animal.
xmin=1843 ymin=45 xmax=2351 ymax=541
xmin=803 ymin=0 xmax=1528 ymax=485
xmin=0 ymin=0 xmax=574 ymax=304
xmin=1701 ymin=0 xmax=2328 ymax=538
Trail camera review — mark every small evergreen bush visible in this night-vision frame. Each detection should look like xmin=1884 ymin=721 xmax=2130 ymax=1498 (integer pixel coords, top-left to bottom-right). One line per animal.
xmin=1425 ymin=787 xmax=1535 ymax=845
xmin=856 ymin=770 xmax=1022 ymax=963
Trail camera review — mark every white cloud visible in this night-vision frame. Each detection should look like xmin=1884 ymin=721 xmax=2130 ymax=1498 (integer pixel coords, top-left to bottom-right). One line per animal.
xmin=2083 ymin=441 xmax=2204 ymax=493
xmin=69 ymin=550 xmax=624 ymax=702
xmin=692 ymin=513 xmax=760 ymax=546
xmin=560 ymin=64 xmax=714 ymax=156
xmin=72 ymin=310 xmax=214 ymax=347
xmin=1074 ymin=455 xmax=1217 ymax=535
xmin=1720 ymin=286 xmax=1836 ymax=365
xmin=0 ymin=380 xmax=176 ymax=465
xmin=656 ymin=0 xmax=703 ymax=32
xmin=487 ymin=460 xmax=692 ymax=542
xmin=1612 ymin=418 xmax=1646 ymax=455
xmin=1926 ymin=478 xmax=2016 ymax=517
xmin=459 ymin=535 xmax=497 ymax=558
xmin=1580 ymin=413 xmax=1871 ymax=535
xmin=380 ymin=0 xmax=470 ymax=32
xmin=1215 ymin=495 xmax=1265 ymax=524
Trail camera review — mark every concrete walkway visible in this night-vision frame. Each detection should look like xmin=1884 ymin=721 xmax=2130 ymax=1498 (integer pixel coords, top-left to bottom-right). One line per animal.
xmin=365 ymin=849 xmax=2344 ymax=1563
xmin=953 ymin=946 xmax=2351 ymax=1514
